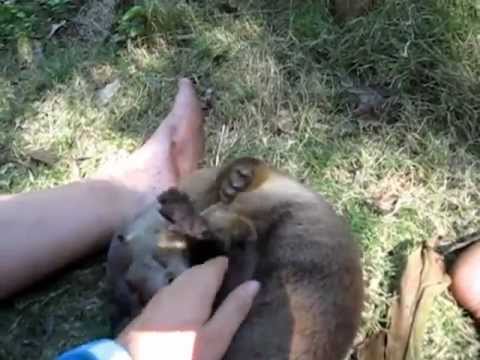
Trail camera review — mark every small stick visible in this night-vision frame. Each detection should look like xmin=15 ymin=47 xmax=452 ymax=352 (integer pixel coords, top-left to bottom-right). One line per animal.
xmin=214 ymin=124 xmax=227 ymax=167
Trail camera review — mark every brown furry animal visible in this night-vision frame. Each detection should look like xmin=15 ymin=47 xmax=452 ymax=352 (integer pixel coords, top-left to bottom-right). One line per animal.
xmin=106 ymin=167 xmax=250 ymax=333
xmin=107 ymin=157 xmax=364 ymax=359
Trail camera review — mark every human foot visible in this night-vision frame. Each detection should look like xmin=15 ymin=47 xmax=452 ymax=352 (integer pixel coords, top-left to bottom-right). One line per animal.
xmin=95 ymin=78 xmax=205 ymax=205
xmin=167 ymin=78 xmax=206 ymax=178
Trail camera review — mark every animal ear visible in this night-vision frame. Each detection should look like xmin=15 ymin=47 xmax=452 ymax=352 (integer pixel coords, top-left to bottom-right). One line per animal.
xmin=158 ymin=188 xmax=210 ymax=239
xmin=158 ymin=188 xmax=194 ymax=223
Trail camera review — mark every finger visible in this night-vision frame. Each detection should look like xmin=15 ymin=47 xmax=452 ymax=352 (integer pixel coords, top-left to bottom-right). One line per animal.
xmin=153 ymin=257 xmax=229 ymax=325
xmin=169 ymin=256 xmax=228 ymax=300
xmin=198 ymin=280 xmax=260 ymax=360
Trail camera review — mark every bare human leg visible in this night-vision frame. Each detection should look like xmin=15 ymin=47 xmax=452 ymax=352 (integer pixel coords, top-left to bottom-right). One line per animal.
xmin=0 ymin=78 xmax=205 ymax=299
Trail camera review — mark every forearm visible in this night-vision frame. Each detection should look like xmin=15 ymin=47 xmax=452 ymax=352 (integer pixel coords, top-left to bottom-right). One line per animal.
xmin=0 ymin=179 xmax=148 ymax=299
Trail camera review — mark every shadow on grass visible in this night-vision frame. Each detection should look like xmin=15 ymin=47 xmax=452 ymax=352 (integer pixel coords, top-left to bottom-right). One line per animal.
xmin=0 ymin=253 xmax=109 ymax=359
xmin=265 ymin=0 xmax=479 ymax=137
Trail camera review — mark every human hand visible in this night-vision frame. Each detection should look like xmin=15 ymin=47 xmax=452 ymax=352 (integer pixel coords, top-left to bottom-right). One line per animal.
xmin=116 ymin=257 xmax=260 ymax=360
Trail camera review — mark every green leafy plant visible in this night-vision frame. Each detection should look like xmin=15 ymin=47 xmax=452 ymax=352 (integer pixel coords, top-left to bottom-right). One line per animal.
xmin=115 ymin=0 xmax=194 ymax=42
xmin=0 ymin=4 xmax=35 ymax=41
xmin=0 ymin=1 xmax=74 ymax=42
xmin=117 ymin=5 xmax=149 ymax=39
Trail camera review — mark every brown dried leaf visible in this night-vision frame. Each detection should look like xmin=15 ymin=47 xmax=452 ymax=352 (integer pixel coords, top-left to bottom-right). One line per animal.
xmin=25 ymin=148 xmax=58 ymax=166
xmin=96 ymin=78 xmax=121 ymax=105
xmin=387 ymin=242 xmax=450 ymax=360
xmin=372 ymin=192 xmax=399 ymax=214
xmin=405 ymin=249 xmax=450 ymax=359
xmin=368 ymin=174 xmax=410 ymax=215
xmin=273 ymin=109 xmax=295 ymax=135
xmin=355 ymin=331 xmax=387 ymax=360
xmin=353 ymin=241 xmax=450 ymax=360
xmin=386 ymin=247 xmax=423 ymax=360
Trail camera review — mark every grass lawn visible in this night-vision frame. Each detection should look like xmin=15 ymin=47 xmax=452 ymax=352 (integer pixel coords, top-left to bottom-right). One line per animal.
xmin=1 ymin=0 xmax=479 ymax=358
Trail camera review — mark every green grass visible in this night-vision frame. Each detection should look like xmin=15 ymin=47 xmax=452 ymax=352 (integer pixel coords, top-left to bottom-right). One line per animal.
xmin=0 ymin=0 xmax=77 ymax=43
xmin=1 ymin=0 xmax=480 ymax=358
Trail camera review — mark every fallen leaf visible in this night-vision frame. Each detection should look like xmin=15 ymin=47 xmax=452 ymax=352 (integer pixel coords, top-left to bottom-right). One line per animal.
xmin=386 ymin=247 xmax=423 ymax=360
xmin=406 ymin=249 xmax=450 ymax=359
xmin=353 ymin=240 xmax=450 ymax=360
xmin=368 ymin=174 xmax=410 ymax=215
xmin=273 ymin=109 xmax=295 ymax=135
xmin=372 ymin=191 xmax=400 ymax=215
xmin=96 ymin=79 xmax=121 ymax=105
xmin=25 ymin=148 xmax=58 ymax=166
xmin=387 ymin=240 xmax=450 ymax=360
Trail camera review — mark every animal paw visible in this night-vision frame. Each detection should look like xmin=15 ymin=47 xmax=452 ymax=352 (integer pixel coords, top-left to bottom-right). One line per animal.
xmin=157 ymin=188 xmax=193 ymax=224
xmin=157 ymin=188 xmax=209 ymax=238
xmin=219 ymin=157 xmax=263 ymax=203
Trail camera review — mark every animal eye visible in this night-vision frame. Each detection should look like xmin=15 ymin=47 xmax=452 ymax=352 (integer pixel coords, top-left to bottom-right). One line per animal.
xmin=155 ymin=259 xmax=167 ymax=268
xmin=234 ymin=240 xmax=246 ymax=250
xmin=165 ymin=271 xmax=175 ymax=284
xmin=200 ymin=229 xmax=214 ymax=239
xmin=161 ymin=211 xmax=174 ymax=224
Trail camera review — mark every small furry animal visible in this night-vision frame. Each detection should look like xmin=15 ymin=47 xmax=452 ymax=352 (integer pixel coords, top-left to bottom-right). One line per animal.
xmin=107 ymin=157 xmax=364 ymax=359
xmin=106 ymin=167 xmax=248 ymax=333
xmin=106 ymin=203 xmax=190 ymax=333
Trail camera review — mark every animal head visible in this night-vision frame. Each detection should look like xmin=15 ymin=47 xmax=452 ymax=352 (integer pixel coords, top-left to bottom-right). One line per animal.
xmin=158 ymin=188 xmax=257 ymax=262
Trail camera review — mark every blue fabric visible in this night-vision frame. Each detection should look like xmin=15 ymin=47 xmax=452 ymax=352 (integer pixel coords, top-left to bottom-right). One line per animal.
xmin=56 ymin=339 xmax=132 ymax=360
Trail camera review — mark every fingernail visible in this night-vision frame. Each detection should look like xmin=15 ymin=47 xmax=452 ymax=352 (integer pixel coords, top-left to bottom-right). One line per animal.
xmin=243 ymin=280 xmax=261 ymax=297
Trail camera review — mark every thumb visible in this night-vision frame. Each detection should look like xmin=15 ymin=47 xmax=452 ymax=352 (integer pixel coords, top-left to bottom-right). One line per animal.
xmin=196 ymin=280 xmax=260 ymax=360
